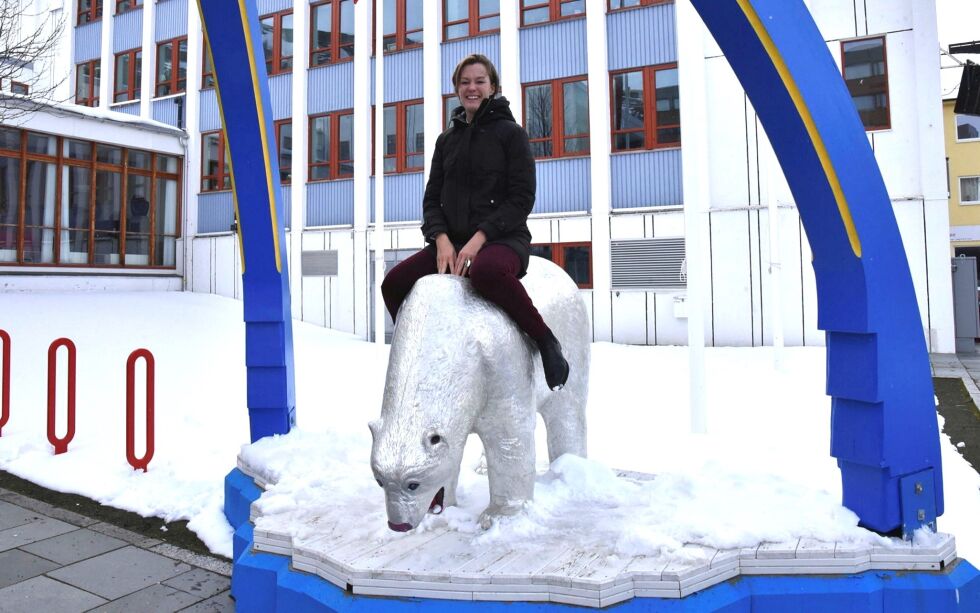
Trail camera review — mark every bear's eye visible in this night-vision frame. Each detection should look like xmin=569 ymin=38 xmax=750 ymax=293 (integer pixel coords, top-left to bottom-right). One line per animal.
xmin=376 ymin=479 xmax=384 ymax=488
xmin=407 ymin=482 xmax=420 ymax=491
xmin=429 ymin=435 xmax=441 ymax=445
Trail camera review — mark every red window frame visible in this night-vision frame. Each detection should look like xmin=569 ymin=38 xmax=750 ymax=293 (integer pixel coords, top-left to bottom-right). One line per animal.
xmin=311 ymin=0 xmax=355 ymax=67
xmin=531 ymin=241 xmax=593 ymax=289
xmin=155 ymin=36 xmax=187 ymax=97
xmin=113 ymin=48 xmax=141 ymax=103
xmin=115 ymin=0 xmax=141 ymax=14
xmin=75 ymin=60 xmax=100 ymax=106
xmin=520 ymin=0 xmax=585 ymax=27
xmin=202 ymin=37 xmax=215 ymax=89
xmin=374 ymin=99 xmax=424 ymax=174
xmin=274 ymin=119 xmax=292 ymax=184
xmin=840 ymin=35 xmax=891 ymax=131
xmin=10 ymin=82 xmax=29 ymax=95
xmin=606 ymin=0 xmax=671 ymax=13
xmin=309 ymin=110 xmax=355 ymax=182
xmin=443 ymin=93 xmax=459 ymax=129
xmin=375 ymin=0 xmax=423 ymax=54
xmin=443 ymin=0 xmax=500 ymax=41
xmin=522 ymin=76 xmax=590 ymax=160
xmin=77 ymin=0 xmax=102 ymax=25
xmin=200 ymin=130 xmax=231 ymax=192
xmin=609 ymin=63 xmax=681 ymax=153
xmin=260 ymin=9 xmax=294 ymax=76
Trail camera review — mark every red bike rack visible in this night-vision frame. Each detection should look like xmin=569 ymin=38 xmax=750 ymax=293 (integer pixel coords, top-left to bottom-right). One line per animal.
xmin=47 ymin=338 xmax=76 ymax=455
xmin=126 ymin=349 xmax=155 ymax=472
xmin=0 ymin=330 xmax=9 ymax=436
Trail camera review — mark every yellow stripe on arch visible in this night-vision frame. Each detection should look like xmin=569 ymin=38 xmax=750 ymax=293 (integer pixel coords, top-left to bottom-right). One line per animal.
xmin=736 ymin=0 xmax=862 ymax=258
xmin=237 ymin=0 xmax=283 ymax=273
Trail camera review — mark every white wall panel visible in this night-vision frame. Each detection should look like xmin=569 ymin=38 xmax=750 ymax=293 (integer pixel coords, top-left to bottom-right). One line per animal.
xmin=192 ymin=237 xmax=212 ymax=294
xmin=865 ymin=0 xmax=912 ymax=34
xmin=808 ymin=0 xmax=860 ymax=40
xmin=654 ymin=291 xmax=687 ymax=345
xmin=214 ymin=235 xmax=236 ymax=299
xmin=611 ymin=291 xmax=647 ymax=345
xmin=867 ymin=32 xmax=919 ymax=200
xmin=706 ymin=57 xmax=752 ymax=209
xmin=892 ymin=199 xmax=930 ymax=346
xmin=708 ymin=210 xmax=753 ymax=345
xmin=301 ymin=231 xmax=327 ymax=326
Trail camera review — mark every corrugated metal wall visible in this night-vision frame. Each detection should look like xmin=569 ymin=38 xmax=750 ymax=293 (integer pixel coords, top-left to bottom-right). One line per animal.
xmin=385 ymin=49 xmax=423 ymax=102
xmin=152 ymin=96 xmax=184 ymax=127
xmin=520 ymin=19 xmax=587 ymax=83
xmin=307 ymin=180 xmax=354 ymax=227
xmin=610 ymin=149 xmax=683 ymax=209
xmin=200 ymin=88 xmax=221 ymax=131
xmin=442 ymin=35 xmax=500 ymax=94
xmin=113 ymin=102 xmax=140 ymax=115
xmin=607 ymin=3 xmax=676 ymax=70
xmin=535 ymin=157 xmax=591 ymax=214
xmin=257 ymin=0 xmax=292 ymax=14
xmin=155 ymin=0 xmax=188 ymax=41
xmin=270 ymin=74 xmax=292 ymax=120
xmin=74 ymin=22 xmax=101 ymax=62
xmin=280 ymin=185 xmax=291 ymax=229
xmin=308 ymin=62 xmax=354 ymax=114
xmin=198 ymin=192 xmax=235 ymax=233
xmin=370 ymin=173 xmax=424 ymax=223
xmin=113 ymin=8 xmax=143 ymax=53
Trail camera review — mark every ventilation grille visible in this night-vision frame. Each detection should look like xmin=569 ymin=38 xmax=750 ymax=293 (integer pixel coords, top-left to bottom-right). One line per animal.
xmin=611 ymin=238 xmax=686 ymax=290
xmin=302 ymin=250 xmax=339 ymax=276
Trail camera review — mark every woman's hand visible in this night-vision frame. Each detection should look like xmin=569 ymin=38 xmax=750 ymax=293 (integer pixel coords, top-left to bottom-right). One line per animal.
xmin=435 ymin=234 xmax=456 ymax=274
xmin=454 ymin=231 xmax=487 ymax=276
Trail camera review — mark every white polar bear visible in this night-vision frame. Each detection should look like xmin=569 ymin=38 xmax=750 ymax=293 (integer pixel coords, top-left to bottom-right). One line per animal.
xmin=369 ymin=256 xmax=590 ymax=531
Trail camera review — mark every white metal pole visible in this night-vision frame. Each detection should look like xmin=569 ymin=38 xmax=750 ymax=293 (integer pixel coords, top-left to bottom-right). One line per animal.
xmin=373 ymin=0 xmax=386 ymax=345
xmin=763 ymin=142 xmax=785 ymax=366
xmin=353 ymin=0 xmax=371 ymax=338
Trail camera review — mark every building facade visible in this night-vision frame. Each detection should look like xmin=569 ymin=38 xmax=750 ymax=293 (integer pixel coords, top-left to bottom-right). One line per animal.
xmin=944 ymin=91 xmax=980 ymax=260
xmin=0 ymin=0 xmax=955 ymax=352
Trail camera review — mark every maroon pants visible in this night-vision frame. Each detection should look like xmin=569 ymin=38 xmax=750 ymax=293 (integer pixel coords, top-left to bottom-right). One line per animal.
xmin=381 ymin=243 xmax=550 ymax=341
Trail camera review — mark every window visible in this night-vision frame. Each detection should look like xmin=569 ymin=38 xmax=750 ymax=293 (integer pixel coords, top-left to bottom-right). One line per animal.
xmin=201 ymin=131 xmax=231 ymax=192
xmin=444 ymin=93 xmax=460 ymax=128
xmin=260 ymin=10 xmax=293 ymax=76
xmin=608 ymin=0 xmax=671 ymax=12
xmin=77 ymin=0 xmax=102 ymax=24
xmin=378 ymin=0 xmax=422 ymax=53
xmin=75 ymin=61 xmax=100 ymax=106
xmin=521 ymin=0 xmax=584 ymax=26
xmin=156 ymin=37 xmax=187 ymax=97
xmin=309 ymin=111 xmax=354 ymax=181
xmin=610 ymin=64 xmax=680 ymax=152
xmin=0 ymin=127 xmax=180 ymax=267
xmin=116 ymin=0 xmax=141 ymax=14
xmin=523 ymin=76 xmax=589 ymax=159
xmin=444 ymin=0 xmax=499 ymax=40
xmin=956 ymin=115 xmax=980 ymax=142
xmin=379 ymin=100 xmax=424 ymax=173
xmin=842 ymin=36 xmax=890 ymax=130
xmin=311 ymin=0 xmax=354 ymax=66
xmin=10 ymin=82 xmax=28 ymax=95
xmin=275 ymin=119 xmax=292 ymax=184
xmin=531 ymin=242 xmax=592 ymax=288
xmin=202 ymin=38 xmax=215 ymax=89
xmin=961 ymin=177 xmax=980 ymax=205
xmin=113 ymin=49 xmax=141 ymax=103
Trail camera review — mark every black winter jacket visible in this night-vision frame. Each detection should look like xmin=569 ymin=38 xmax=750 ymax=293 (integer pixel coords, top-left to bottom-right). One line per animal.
xmin=420 ymin=96 xmax=535 ymax=276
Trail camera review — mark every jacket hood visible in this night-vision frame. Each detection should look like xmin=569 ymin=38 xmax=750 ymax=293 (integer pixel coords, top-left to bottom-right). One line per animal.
xmin=450 ymin=96 xmax=516 ymax=128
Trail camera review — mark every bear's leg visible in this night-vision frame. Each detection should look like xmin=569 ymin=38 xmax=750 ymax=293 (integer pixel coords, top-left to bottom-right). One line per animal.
xmin=477 ymin=421 xmax=535 ymax=529
xmin=539 ymin=394 xmax=588 ymax=463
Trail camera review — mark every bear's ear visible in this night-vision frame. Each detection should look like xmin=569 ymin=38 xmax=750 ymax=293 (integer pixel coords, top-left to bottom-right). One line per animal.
xmin=368 ymin=420 xmax=382 ymax=443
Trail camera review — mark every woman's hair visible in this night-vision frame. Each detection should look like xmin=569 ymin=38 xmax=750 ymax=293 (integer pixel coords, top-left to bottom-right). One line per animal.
xmin=451 ymin=54 xmax=500 ymax=97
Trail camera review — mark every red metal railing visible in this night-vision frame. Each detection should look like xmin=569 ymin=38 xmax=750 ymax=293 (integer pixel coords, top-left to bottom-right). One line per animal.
xmin=0 ymin=330 xmax=9 ymax=436
xmin=47 ymin=338 xmax=76 ymax=455
xmin=126 ymin=349 xmax=155 ymax=472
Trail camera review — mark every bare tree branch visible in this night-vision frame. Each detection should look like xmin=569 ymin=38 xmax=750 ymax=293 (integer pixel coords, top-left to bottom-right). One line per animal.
xmin=0 ymin=0 xmax=70 ymax=124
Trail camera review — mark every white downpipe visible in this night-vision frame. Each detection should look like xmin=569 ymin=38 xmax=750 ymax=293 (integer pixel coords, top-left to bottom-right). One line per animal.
xmin=353 ymin=0 xmax=370 ymax=339
xmin=139 ymin=0 xmax=155 ymax=119
xmin=373 ymin=1 xmax=386 ymax=345
xmin=290 ymin=0 xmax=309 ymax=319
xmin=499 ymin=0 xmax=520 ymax=123
xmin=762 ymin=142 xmax=784 ymax=366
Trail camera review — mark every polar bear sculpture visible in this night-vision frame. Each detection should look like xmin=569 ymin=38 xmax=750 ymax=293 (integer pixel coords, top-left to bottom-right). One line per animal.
xmin=369 ymin=256 xmax=590 ymax=532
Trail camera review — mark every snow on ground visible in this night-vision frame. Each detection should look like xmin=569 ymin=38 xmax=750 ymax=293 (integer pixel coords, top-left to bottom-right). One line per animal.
xmin=0 ymin=292 xmax=977 ymax=562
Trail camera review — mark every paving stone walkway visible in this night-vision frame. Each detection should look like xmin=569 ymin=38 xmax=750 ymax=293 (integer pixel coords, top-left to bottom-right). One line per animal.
xmin=0 ymin=488 xmax=233 ymax=612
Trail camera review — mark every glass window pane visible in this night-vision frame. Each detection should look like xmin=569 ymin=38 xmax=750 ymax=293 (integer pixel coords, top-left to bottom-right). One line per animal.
xmin=962 ymin=177 xmax=980 ymax=203
xmin=76 ymin=64 xmax=90 ymax=100
xmin=0 ymin=128 xmax=18 ymax=150
xmin=529 ymin=140 xmax=552 ymax=157
xmin=655 ymin=68 xmax=680 ymax=127
xmin=24 ymin=161 xmax=57 ymax=229
xmin=62 ymin=165 xmax=91 ymax=230
xmin=446 ymin=23 xmax=468 ymax=39
xmin=524 ymin=84 xmax=552 ymax=140
xmin=129 ymin=149 xmax=151 ymax=169
xmin=65 ymin=140 xmax=92 ymax=160
xmin=97 ymin=145 xmax=122 ymax=165
xmin=480 ymin=0 xmax=499 ymax=16
xmin=155 ymin=177 xmax=179 ymax=236
xmin=956 ymin=115 xmax=980 ymax=140
xmin=656 ymin=127 xmax=680 ymax=144
xmin=445 ymin=96 xmax=459 ymax=127
xmin=384 ymin=157 xmax=396 ymax=173
xmin=842 ymin=38 xmax=888 ymax=128
xmin=27 ymin=133 xmax=56 ymax=155
xmin=562 ymin=80 xmax=589 ymax=138
xmin=446 ymin=0 xmax=468 ymax=22
xmin=126 ymin=174 xmax=151 ymax=264
xmin=157 ymin=154 xmax=178 ymax=173
xmin=383 ymin=0 xmax=395 ymax=35
xmin=134 ymin=51 xmax=142 ymax=98
xmin=0 ymin=156 xmax=19 ymax=262
xmin=405 ymin=104 xmax=424 ymax=164
xmin=157 ymin=41 xmax=173 ymax=93
xmin=613 ymin=71 xmax=644 ymax=131
xmin=384 ymin=106 xmax=396 ymax=156
xmin=278 ymin=122 xmax=292 ymax=182
xmin=22 ymin=227 xmax=56 ymax=263
xmin=261 ymin=16 xmax=275 ymax=70
xmin=479 ymin=16 xmax=499 ymax=31
xmin=562 ymin=246 xmax=590 ymax=285
xmin=154 ymin=236 xmax=176 ymax=266
xmin=523 ymin=6 xmax=548 ymax=24
xmin=564 ymin=135 xmax=589 ymax=153
xmin=560 ymin=0 xmax=584 ymax=17
xmin=177 ymin=39 xmax=187 ymax=90
xmin=338 ymin=113 xmax=353 ymax=166
xmin=115 ymin=54 xmax=130 ymax=99
xmin=311 ymin=116 xmax=330 ymax=164
xmin=280 ymin=13 xmax=294 ymax=67
xmin=310 ymin=165 xmax=330 ymax=181
xmin=405 ymin=0 xmax=422 ymax=31
xmin=339 ymin=0 xmax=354 ymax=57
xmin=94 ymin=170 xmax=121 ymax=264
xmin=529 ymin=244 xmax=552 ymax=260
xmin=313 ymin=3 xmax=332 ymax=64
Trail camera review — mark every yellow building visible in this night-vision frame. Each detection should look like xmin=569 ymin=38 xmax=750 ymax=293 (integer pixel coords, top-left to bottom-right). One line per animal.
xmin=946 ymin=96 xmax=980 ymax=257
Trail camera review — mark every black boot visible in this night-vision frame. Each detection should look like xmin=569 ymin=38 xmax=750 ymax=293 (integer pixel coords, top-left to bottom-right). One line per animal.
xmin=537 ymin=331 xmax=569 ymax=391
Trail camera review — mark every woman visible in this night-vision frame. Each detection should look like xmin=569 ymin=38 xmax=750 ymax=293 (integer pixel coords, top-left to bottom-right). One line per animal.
xmin=380 ymin=54 xmax=569 ymax=391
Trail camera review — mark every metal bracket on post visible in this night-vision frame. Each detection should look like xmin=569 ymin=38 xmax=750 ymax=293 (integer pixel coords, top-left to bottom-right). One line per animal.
xmin=899 ymin=469 xmax=937 ymax=540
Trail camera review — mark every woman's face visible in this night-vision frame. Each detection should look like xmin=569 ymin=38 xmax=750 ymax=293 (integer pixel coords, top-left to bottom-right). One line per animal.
xmin=456 ymin=63 xmax=495 ymax=118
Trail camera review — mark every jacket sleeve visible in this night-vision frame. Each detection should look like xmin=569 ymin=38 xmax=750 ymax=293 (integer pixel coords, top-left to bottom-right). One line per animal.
xmin=420 ymin=133 xmax=450 ymax=244
xmin=477 ymin=125 xmax=536 ymax=241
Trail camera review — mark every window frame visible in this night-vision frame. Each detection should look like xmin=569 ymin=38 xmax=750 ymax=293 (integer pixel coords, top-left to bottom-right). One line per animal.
xmin=960 ymin=176 xmax=980 ymax=206
xmin=274 ymin=119 xmax=292 ymax=185
xmin=200 ymin=130 xmax=232 ymax=193
xmin=840 ymin=35 xmax=891 ymax=132
xmin=522 ymin=75 xmax=590 ymax=160
xmin=310 ymin=0 xmax=355 ymax=67
xmin=520 ymin=0 xmax=585 ymax=27
xmin=609 ymin=63 xmax=681 ymax=153
xmin=115 ymin=0 xmax=141 ymax=15
xmin=955 ymin=114 xmax=980 ymax=143
xmin=10 ymin=82 xmax=29 ymax=95
xmin=606 ymin=0 xmax=672 ymax=13
xmin=202 ymin=37 xmax=215 ymax=89
xmin=112 ymin=48 xmax=141 ymax=103
xmin=308 ymin=110 xmax=355 ymax=182
xmin=77 ymin=0 xmax=102 ymax=25
xmin=379 ymin=99 xmax=424 ymax=175
xmin=155 ymin=36 xmax=188 ymax=98
xmin=75 ymin=60 xmax=100 ymax=107
xmin=260 ymin=9 xmax=294 ymax=77
xmin=376 ymin=0 xmax=423 ymax=54
xmin=443 ymin=0 xmax=500 ymax=41
xmin=531 ymin=241 xmax=593 ymax=289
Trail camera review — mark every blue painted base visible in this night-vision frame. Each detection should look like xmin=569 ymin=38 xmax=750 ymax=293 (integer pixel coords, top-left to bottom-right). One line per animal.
xmin=223 ymin=468 xmax=980 ymax=612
